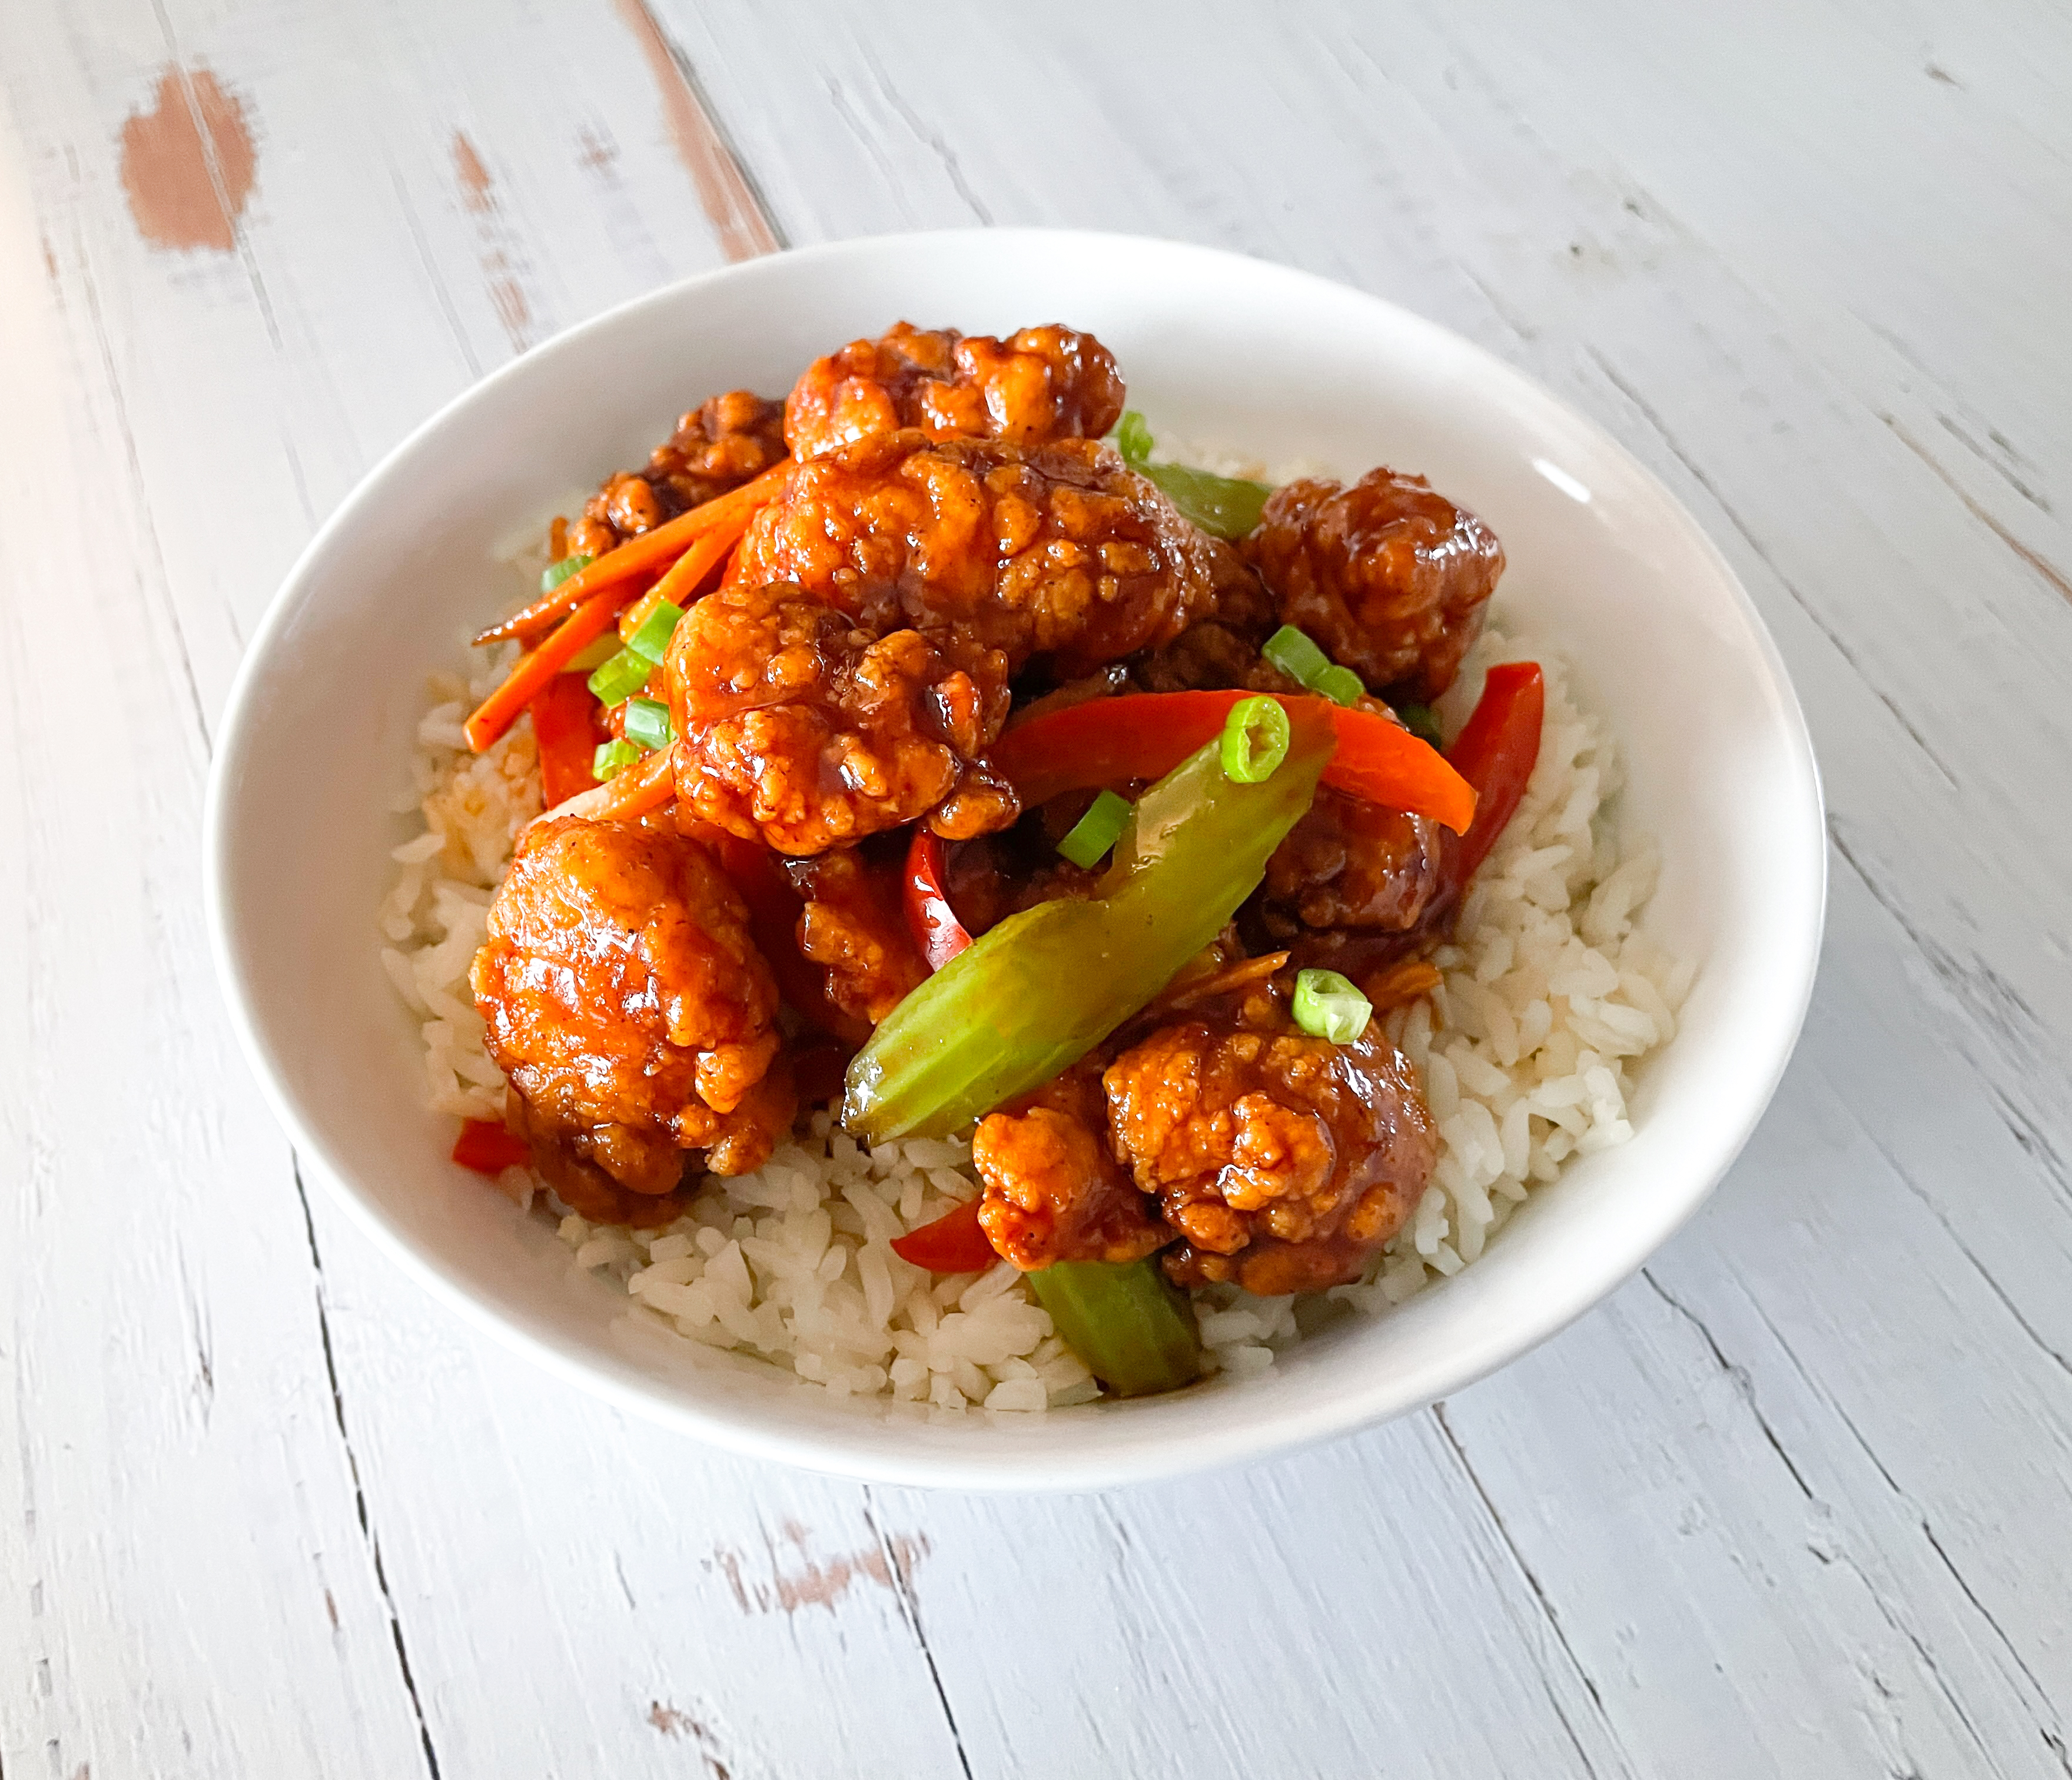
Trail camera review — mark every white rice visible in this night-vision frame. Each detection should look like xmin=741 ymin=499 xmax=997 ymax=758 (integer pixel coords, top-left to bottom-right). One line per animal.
xmin=381 ymin=466 xmax=1686 ymax=1412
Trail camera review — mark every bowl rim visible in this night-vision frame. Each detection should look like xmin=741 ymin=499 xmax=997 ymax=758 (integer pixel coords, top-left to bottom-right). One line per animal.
xmin=203 ymin=226 xmax=1827 ymax=1491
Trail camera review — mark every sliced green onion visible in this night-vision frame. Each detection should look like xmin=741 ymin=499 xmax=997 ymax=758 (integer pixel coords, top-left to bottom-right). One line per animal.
xmin=625 ymin=597 xmax=687 ymax=665
xmin=560 ymin=633 xmax=621 ymax=675
xmin=1220 ymin=695 xmax=1291 ymax=783
xmin=586 ymin=647 xmax=653 ymax=706
xmin=622 ymin=696 xmax=673 ymax=751
xmin=1113 ymin=409 xmax=1155 ymax=469
xmin=1312 ymin=663 xmax=1366 ymax=708
xmin=1057 ymin=789 xmax=1133 ymax=868
xmin=540 ymin=552 xmax=594 ymax=594
xmin=1292 ymin=968 xmax=1372 ymax=1043
xmin=1262 ymin=625 xmax=1332 ymax=688
xmin=1396 ymin=702 xmax=1443 ymax=747
xmin=592 ymin=738 xmax=641 ymax=782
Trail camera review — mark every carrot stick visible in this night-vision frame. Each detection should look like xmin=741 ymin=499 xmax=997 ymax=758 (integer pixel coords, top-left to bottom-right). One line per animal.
xmin=650 ymin=504 xmax=753 ymax=606
xmin=537 ymin=739 xmax=675 ymax=825
xmin=475 ymin=459 xmax=793 ymax=646
xmin=464 ymin=589 xmax=626 ymax=753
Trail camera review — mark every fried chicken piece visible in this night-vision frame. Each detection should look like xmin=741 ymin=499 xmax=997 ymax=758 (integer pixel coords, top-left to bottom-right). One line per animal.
xmin=1261 ymin=787 xmax=1446 ymax=937
xmin=785 ymin=846 xmax=928 ymax=1028
xmin=785 ymin=321 xmax=1125 ymax=461
xmin=1250 ymin=468 xmax=1504 ymax=703
xmin=972 ymin=1065 xmax=1168 ymax=1271
xmin=735 ymin=430 xmax=1221 ymax=678
xmin=563 ymin=390 xmax=788 ymax=562
xmin=666 ymin=579 xmax=1018 ymax=855
xmin=470 ymin=816 xmax=792 ymax=1224
xmin=1104 ymin=1004 xmax=1435 ymax=1297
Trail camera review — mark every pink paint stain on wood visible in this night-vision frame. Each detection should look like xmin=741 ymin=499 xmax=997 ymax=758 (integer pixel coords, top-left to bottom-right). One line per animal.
xmin=708 ymin=1523 xmax=931 ymax=1615
xmin=119 ymin=66 xmax=255 ymax=253
xmin=609 ymin=0 xmax=778 ymax=262
xmin=450 ymin=131 xmax=534 ymax=351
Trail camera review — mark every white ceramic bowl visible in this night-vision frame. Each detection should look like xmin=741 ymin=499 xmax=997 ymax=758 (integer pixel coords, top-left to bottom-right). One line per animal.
xmin=205 ymin=230 xmax=1824 ymax=1491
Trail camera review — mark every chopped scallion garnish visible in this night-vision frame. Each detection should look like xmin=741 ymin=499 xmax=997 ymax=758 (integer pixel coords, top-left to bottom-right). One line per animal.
xmin=622 ymin=696 xmax=673 ymax=751
xmin=1312 ymin=663 xmax=1366 ymax=708
xmin=1219 ymin=695 xmax=1291 ymax=783
xmin=1291 ymin=968 xmax=1373 ymax=1044
xmin=1113 ymin=410 xmax=1155 ymax=469
xmin=562 ymin=634 xmax=621 ymax=675
xmin=626 ymin=597 xmax=687 ymax=665
xmin=586 ymin=647 xmax=653 ymax=707
xmin=540 ymin=553 xmax=594 ymax=594
xmin=1261 ymin=625 xmax=1332 ymax=688
xmin=1057 ymin=789 xmax=1134 ymax=869
xmin=592 ymin=738 xmax=642 ymax=782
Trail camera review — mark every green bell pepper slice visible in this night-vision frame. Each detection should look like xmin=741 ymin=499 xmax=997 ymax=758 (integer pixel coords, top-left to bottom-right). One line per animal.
xmin=841 ymin=702 xmax=1334 ymax=1141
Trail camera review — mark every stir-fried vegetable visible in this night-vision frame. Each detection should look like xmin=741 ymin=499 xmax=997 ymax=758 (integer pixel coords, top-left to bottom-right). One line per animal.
xmin=622 ymin=696 xmax=673 ymax=751
xmin=562 ymin=633 xmax=622 ymax=675
xmin=889 ymin=1197 xmax=997 ymax=1273
xmin=539 ymin=552 xmax=594 ymax=595
xmin=1056 ymin=789 xmax=1133 ymax=867
xmin=586 ymin=646 xmax=653 ymax=707
xmin=1218 ymin=695 xmax=1290 ymax=783
xmin=1261 ymin=623 xmax=1331 ymax=686
xmin=1026 ymin=1258 xmax=1204 ymax=1397
xmin=1394 ymin=702 xmax=1443 ymax=748
xmin=1311 ymin=663 xmax=1364 ymax=708
xmin=1262 ymin=623 xmax=1363 ymax=707
xmin=903 ymin=830 xmax=974 ymax=973
xmin=473 ymin=457 xmax=793 ymax=647
xmin=991 ymin=690 xmax=1477 ymax=836
xmin=1444 ymin=662 xmax=1545 ymax=888
xmin=451 ymin=1117 xmax=530 ymax=1175
xmin=463 ymin=588 xmax=627 ymax=753
xmin=842 ymin=703 xmax=1336 ymax=1141
xmin=1292 ymin=968 xmax=1373 ymax=1042
xmin=591 ymin=738 xmax=641 ymax=782
xmin=625 ymin=596 xmax=688 ymax=665
xmin=1112 ymin=410 xmax=1271 ymax=541
xmin=529 ymin=673 xmax=605 ymax=809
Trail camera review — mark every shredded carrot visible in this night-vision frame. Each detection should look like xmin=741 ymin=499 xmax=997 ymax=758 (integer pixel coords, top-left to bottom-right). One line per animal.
xmin=652 ymin=504 xmax=755 ymax=606
xmin=474 ymin=459 xmax=792 ymax=646
xmin=537 ymin=739 xmax=675 ymax=825
xmin=464 ymin=589 xmax=627 ymax=753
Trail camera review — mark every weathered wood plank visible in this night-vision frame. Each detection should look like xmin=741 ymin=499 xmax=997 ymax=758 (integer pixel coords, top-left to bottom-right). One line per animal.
xmin=5 ymin=0 xmax=2071 ymax=1774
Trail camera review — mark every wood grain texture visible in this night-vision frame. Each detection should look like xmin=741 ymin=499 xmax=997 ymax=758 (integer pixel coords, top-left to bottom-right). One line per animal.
xmin=2 ymin=0 xmax=2068 ymax=1774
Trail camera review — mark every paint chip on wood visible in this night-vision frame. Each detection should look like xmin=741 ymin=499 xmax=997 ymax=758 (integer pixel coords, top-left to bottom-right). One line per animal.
xmin=609 ymin=0 xmax=779 ymax=262
xmin=706 ymin=1526 xmax=930 ymax=1615
xmin=119 ymin=67 xmax=255 ymax=253
xmin=450 ymin=131 xmax=536 ymax=352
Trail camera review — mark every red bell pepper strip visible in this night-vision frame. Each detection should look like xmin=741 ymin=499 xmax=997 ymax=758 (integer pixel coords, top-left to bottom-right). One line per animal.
xmin=1444 ymin=663 xmax=1545 ymax=888
xmin=529 ymin=672 xmax=607 ymax=810
xmin=990 ymin=690 xmax=1477 ymax=835
xmin=904 ymin=830 xmax=973 ymax=972
xmin=891 ymin=1197 xmax=1000 ymax=1273
xmin=452 ymin=1118 xmax=530 ymax=1175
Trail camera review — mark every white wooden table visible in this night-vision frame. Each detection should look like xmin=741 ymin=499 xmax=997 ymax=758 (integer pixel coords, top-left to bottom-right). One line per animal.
xmin=5 ymin=2 xmax=2069 ymax=1773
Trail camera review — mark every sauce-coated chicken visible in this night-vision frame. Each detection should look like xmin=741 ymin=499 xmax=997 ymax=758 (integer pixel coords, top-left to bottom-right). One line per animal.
xmin=666 ymin=578 xmax=1017 ymax=854
xmin=1105 ymin=992 xmax=1435 ymax=1296
xmin=734 ymin=430 xmax=1222 ymax=680
xmin=1250 ymin=467 xmax=1503 ymax=702
xmin=564 ymin=390 xmax=788 ymax=562
xmin=471 ymin=816 xmax=793 ymax=1224
xmin=785 ymin=321 xmax=1125 ymax=462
